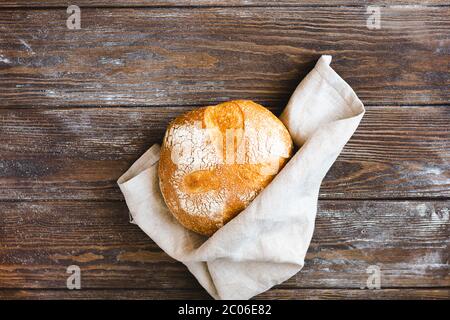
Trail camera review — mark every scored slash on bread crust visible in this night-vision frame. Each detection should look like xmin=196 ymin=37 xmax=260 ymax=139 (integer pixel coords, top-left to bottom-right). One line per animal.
xmin=158 ymin=100 xmax=293 ymax=236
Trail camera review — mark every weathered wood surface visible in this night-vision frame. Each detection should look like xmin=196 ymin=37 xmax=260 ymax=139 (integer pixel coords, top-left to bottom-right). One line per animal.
xmin=1 ymin=106 xmax=449 ymax=200
xmin=1 ymin=1 xmax=449 ymax=7
xmin=0 ymin=2 xmax=449 ymax=300
xmin=0 ymin=288 xmax=448 ymax=300
xmin=0 ymin=200 xmax=448 ymax=290
xmin=0 ymin=7 xmax=448 ymax=107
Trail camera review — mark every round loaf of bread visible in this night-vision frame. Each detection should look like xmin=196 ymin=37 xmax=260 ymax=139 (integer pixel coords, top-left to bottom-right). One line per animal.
xmin=159 ymin=100 xmax=293 ymax=236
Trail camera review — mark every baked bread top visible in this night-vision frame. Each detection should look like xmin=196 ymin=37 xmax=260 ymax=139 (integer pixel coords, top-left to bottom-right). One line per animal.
xmin=159 ymin=100 xmax=293 ymax=236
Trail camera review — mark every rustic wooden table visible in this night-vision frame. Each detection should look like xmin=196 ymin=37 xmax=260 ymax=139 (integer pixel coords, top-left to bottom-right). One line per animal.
xmin=0 ymin=1 xmax=449 ymax=300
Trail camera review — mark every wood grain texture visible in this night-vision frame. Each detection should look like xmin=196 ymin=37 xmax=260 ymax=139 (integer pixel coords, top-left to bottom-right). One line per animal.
xmin=2 ymin=1 xmax=449 ymax=7
xmin=1 ymin=1 xmax=449 ymax=7
xmin=1 ymin=2 xmax=449 ymax=301
xmin=0 ymin=7 xmax=448 ymax=107
xmin=1 ymin=1 xmax=450 ymax=7
xmin=1 ymin=106 xmax=449 ymax=200
xmin=0 ymin=288 xmax=448 ymax=300
xmin=0 ymin=200 xmax=448 ymax=290
xmin=255 ymin=288 xmax=450 ymax=300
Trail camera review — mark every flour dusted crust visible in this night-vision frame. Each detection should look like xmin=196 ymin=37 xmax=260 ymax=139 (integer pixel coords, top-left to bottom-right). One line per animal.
xmin=159 ymin=100 xmax=293 ymax=236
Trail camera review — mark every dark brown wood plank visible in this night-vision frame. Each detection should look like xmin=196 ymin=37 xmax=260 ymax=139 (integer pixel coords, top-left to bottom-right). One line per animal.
xmin=0 ymin=288 xmax=450 ymax=300
xmin=0 ymin=7 xmax=448 ymax=107
xmin=1 ymin=106 xmax=449 ymax=200
xmin=255 ymin=288 xmax=450 ymax=300
xmin=1 ymin=1 xmax=449 ymax=8
xmin=0 ymin=200 xmax=448 ymax=290
xmin=0 ymin=289 xmax=210 ymax=300
xmin=0 ymin=288 xmax=448 ymax=300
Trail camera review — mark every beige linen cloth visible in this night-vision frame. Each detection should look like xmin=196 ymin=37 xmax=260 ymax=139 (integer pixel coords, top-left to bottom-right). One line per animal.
xmin=117 ymin=55 xmax=365 ymax=300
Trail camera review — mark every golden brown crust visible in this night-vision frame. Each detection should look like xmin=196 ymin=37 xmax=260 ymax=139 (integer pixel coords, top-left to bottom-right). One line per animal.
xmin=159 ymin=100 xmax=293 ymax=236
